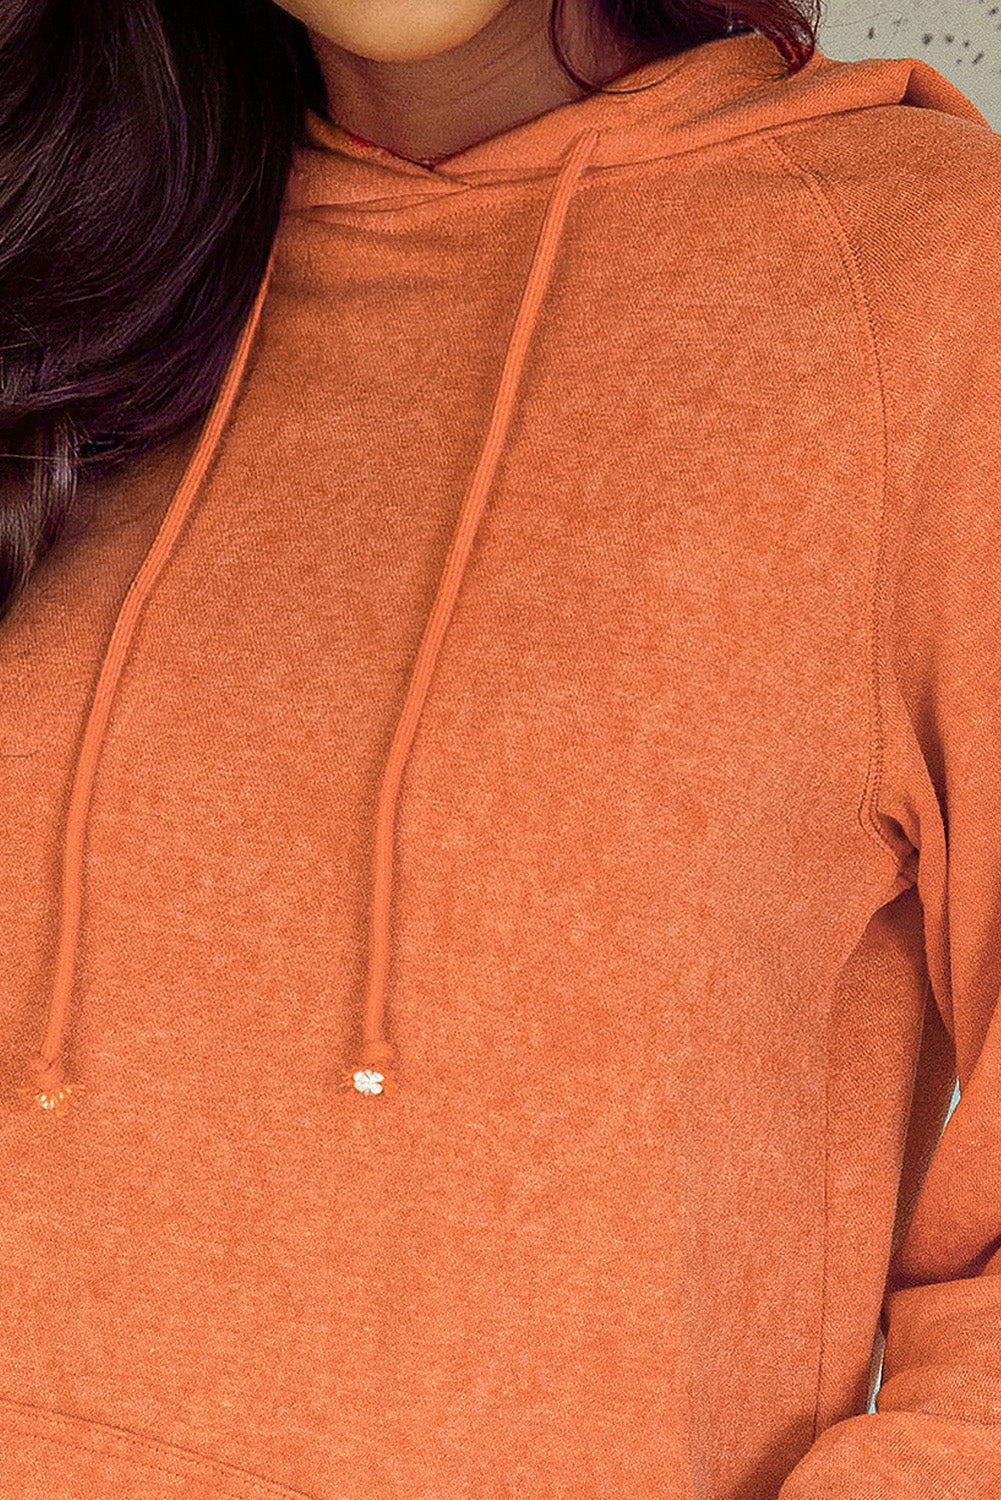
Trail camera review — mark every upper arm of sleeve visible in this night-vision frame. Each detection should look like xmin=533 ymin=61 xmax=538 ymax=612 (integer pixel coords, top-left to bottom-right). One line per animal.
xmin=776 ymin=114 xmax=1001 ymax=1500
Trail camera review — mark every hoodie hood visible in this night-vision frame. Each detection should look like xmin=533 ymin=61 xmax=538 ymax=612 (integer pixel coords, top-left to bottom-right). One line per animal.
xmin=21 ymin=30 xmax=991 ymax=1117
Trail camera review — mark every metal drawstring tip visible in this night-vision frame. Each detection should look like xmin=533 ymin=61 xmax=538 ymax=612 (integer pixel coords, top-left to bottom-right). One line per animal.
xmin=340 ymin=1066 xmax=399 ymax=1097
xmin=18 ymin=1081 xmax=83 ymax=1117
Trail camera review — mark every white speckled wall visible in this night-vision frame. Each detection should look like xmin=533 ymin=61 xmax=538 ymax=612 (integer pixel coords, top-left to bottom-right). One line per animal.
xmin=817 ymin=0 xmax=1001 ymax=125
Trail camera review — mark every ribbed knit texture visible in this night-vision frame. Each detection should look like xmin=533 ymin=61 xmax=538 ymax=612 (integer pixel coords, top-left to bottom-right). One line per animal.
xmin=2 ymin=31 xmax=1000 ymax=1499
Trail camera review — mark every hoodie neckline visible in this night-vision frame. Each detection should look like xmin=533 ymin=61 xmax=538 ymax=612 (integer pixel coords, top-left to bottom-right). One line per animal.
xmin=284 ymin=32 xmax=801 ymax=213
xmin=282 ymin=29 xmax=989 ymax=222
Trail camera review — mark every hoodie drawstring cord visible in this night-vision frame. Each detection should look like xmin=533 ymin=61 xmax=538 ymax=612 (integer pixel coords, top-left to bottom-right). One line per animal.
xmin=22 ymin=126 xmax=600 ymax=1117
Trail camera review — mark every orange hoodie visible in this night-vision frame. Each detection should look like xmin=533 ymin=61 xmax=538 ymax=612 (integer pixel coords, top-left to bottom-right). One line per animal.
xmin=3 ymin=29 xmax=1001 ymax=1500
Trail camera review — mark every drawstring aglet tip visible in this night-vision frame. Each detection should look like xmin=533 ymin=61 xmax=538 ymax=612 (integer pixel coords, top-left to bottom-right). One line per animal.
xmin=340 ymin=1066 xmax=399 ymax=1097
xmin=18 ymin=1081 xmax=83 ymax=1117
xmin=20 ymin=1054 xmax=83 ymax=1116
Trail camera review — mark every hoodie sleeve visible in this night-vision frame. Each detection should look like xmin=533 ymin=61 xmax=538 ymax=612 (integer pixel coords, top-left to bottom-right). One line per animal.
xmin=775 ymin=130 xmax=1001 ymax=1500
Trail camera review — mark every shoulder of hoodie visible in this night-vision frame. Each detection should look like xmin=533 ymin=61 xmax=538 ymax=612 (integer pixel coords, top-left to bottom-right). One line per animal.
xmin=760 ymin=97 xmax=1001 ymax=346
xmin=767 ymin=100 xmax=1001 ymax=605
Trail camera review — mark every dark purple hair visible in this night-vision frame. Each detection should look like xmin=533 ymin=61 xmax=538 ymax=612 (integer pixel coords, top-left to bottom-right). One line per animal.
xmin=0 ymin=0 xmax=821 ymax=626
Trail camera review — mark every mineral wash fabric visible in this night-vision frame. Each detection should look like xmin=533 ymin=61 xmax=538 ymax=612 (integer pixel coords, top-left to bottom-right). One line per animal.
xmin=2 ymin=27 xmax=1001 ymax=1499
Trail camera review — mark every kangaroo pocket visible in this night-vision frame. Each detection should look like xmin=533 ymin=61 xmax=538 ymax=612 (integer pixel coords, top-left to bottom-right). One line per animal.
xmin=0 ymin=1397 xmax=321 ymax=1500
